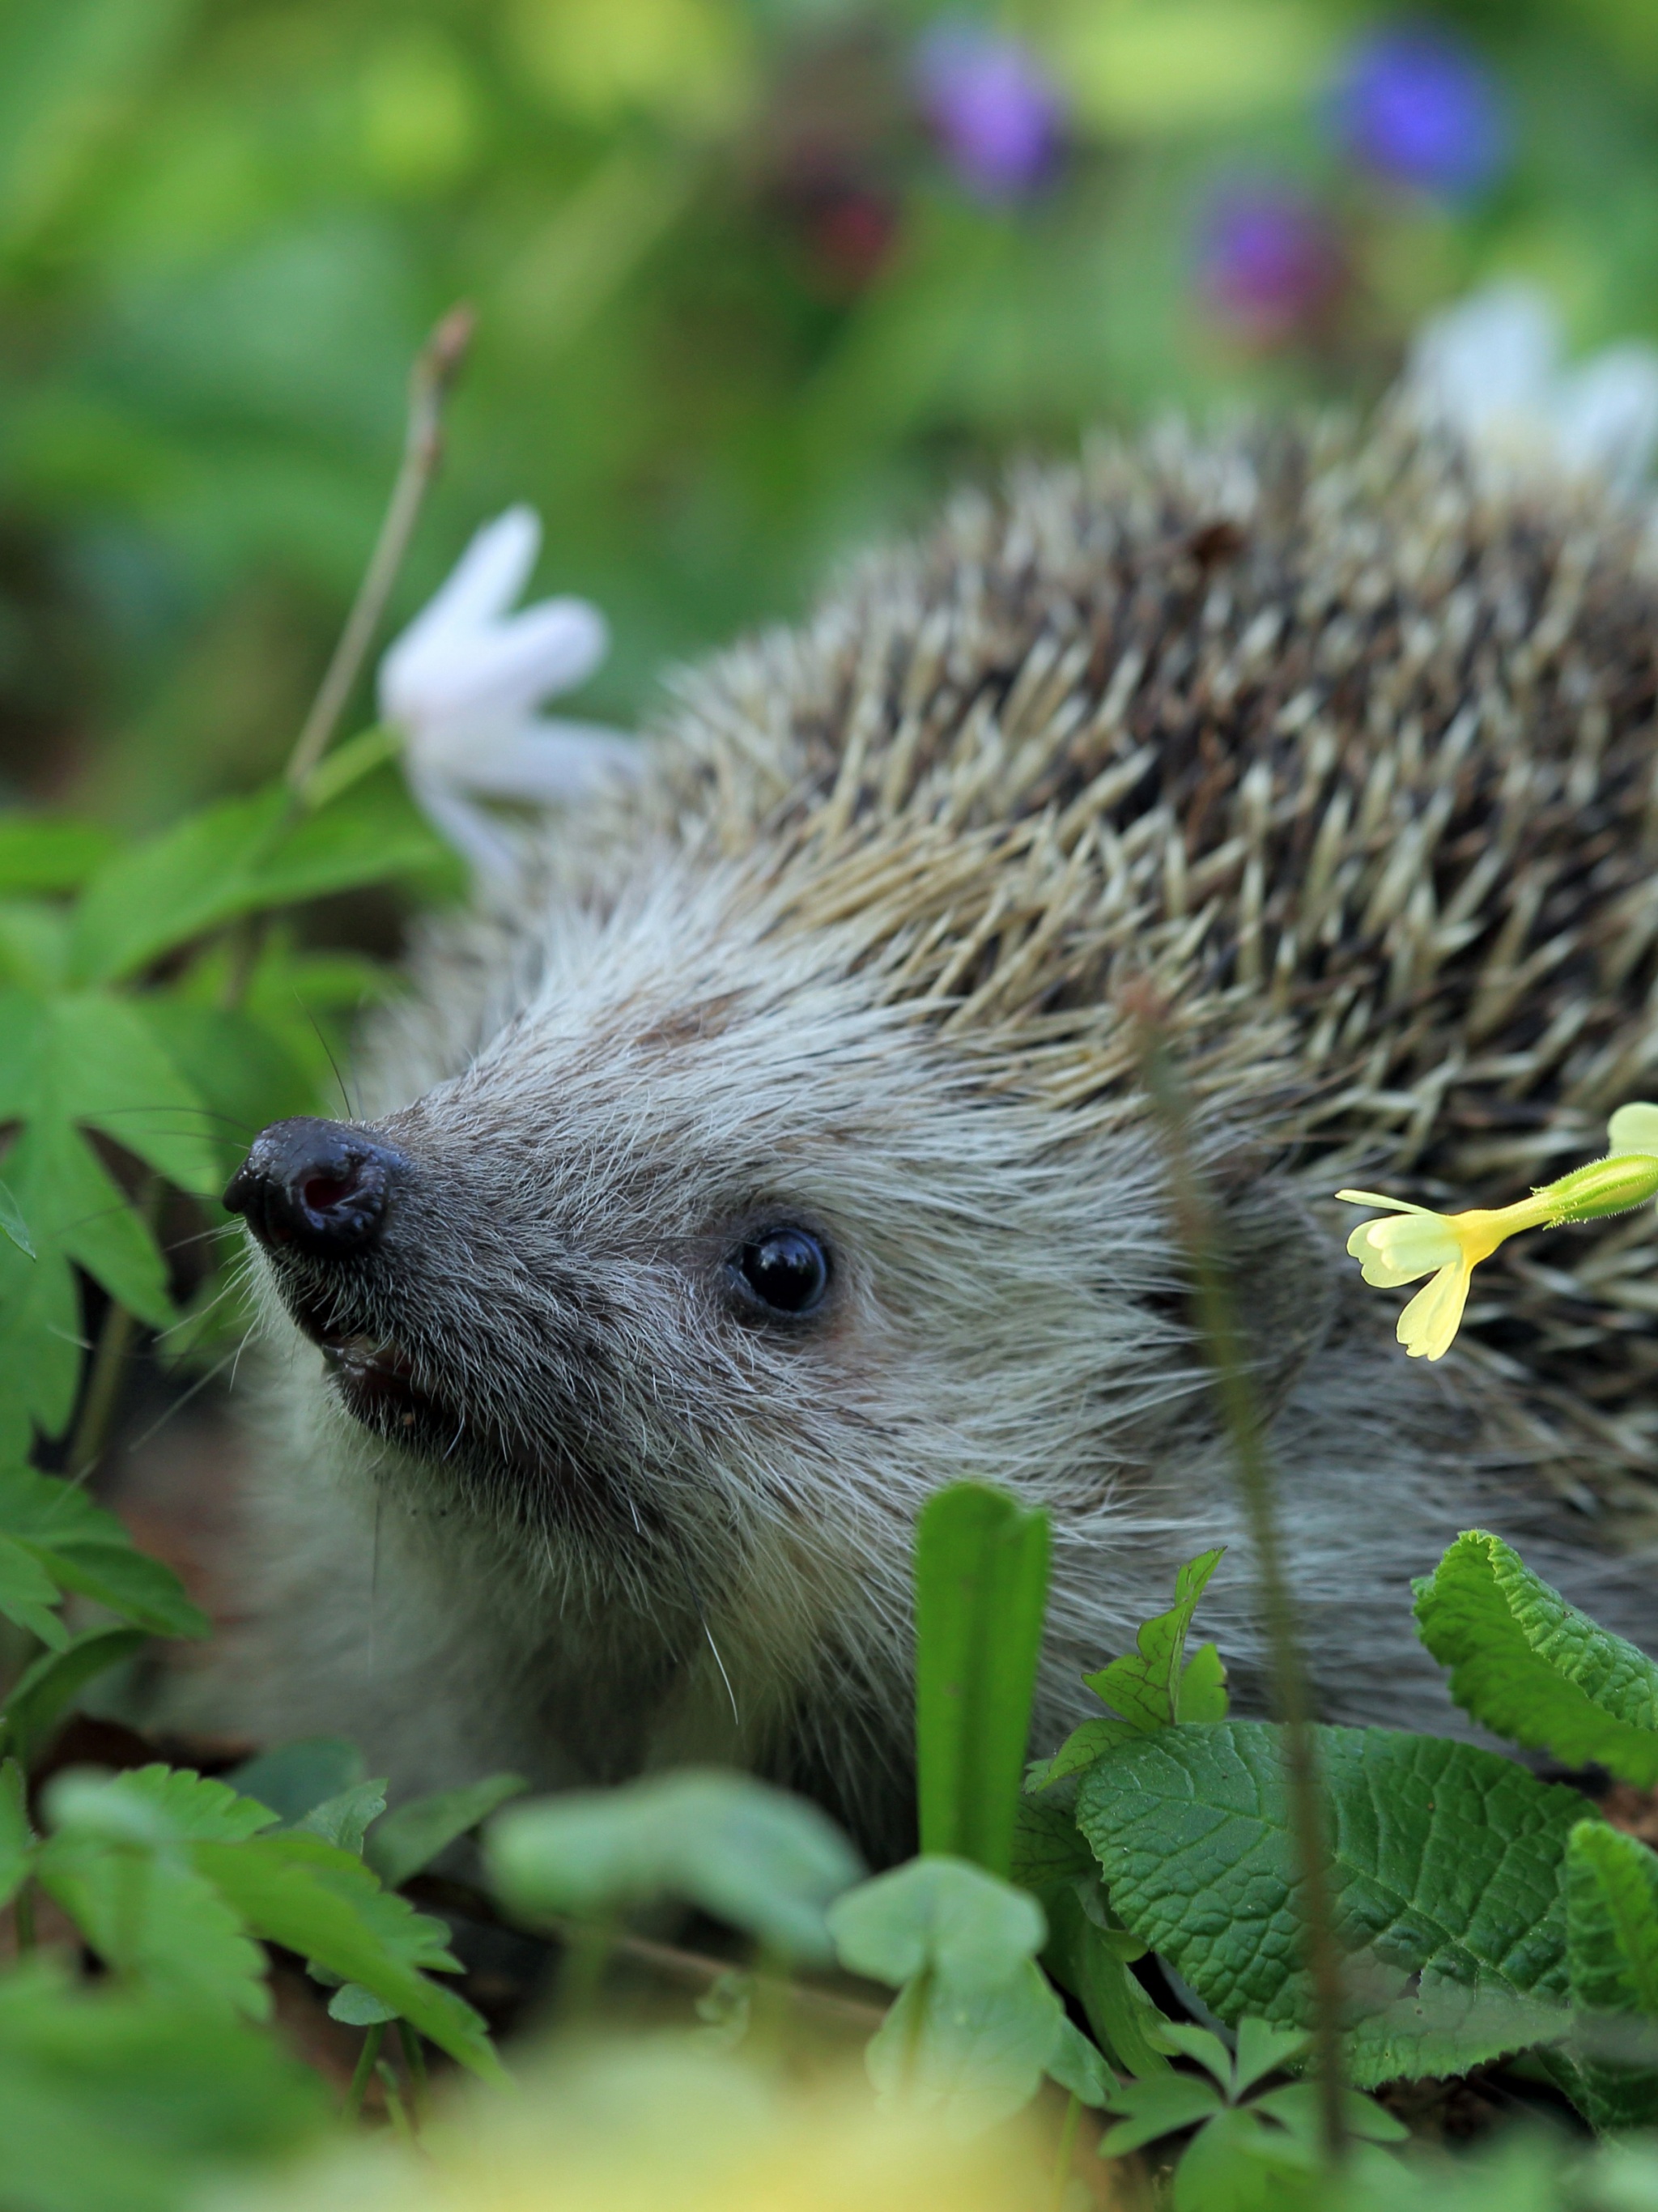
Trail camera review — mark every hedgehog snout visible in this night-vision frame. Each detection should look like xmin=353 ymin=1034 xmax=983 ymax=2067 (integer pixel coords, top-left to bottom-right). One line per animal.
xmin=224 ymin=1117 xmax=410 ymax=1261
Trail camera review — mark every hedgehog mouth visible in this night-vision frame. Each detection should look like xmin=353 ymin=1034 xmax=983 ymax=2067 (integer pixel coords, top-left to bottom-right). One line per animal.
xmin=287 ymin=1285 xmax=466 ymax=1455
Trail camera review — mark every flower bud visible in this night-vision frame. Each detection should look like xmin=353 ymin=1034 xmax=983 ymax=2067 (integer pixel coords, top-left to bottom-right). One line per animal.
xmin=1534 ymin=1153 xmax=1658 ymax=1225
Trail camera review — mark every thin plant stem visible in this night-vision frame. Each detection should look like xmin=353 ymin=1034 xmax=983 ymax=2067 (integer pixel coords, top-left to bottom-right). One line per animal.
xmin=345 ymin=2022 xmax=385 ymax=2121
xmin=285 ymin=301 xmax=475 ymax=795
xmin=1049 ymin=2091 xmax=1082 ymax=2212
xmin=397 ymin=2020 xmax=428 ymax=2126
xmin=377 ymin=2058 xmax=415 ymax=2144
xmin=558 ymin=1913 xmax=618 ymax=2024
xmin=68 ymin=1176 xmax=160 ymax=1482
xmin=1136 ymin=1018 xmax=1347 ymax=2167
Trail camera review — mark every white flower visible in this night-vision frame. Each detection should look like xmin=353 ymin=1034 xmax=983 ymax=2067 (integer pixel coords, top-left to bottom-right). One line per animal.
xmin=1404 ymin=283 xmax=1658 ymax=492
xmin=378 ymin=504 xmax=640 ymax=882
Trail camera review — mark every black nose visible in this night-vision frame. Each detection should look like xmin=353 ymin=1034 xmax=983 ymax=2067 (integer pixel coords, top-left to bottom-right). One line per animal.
xmin=223 ymin=1118 xmax=407 ymax=1259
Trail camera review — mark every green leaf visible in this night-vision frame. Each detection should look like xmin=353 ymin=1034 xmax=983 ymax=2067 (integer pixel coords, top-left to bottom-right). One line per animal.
xmin=1556 ymin=1820 xmax=1658 ymax=2129
xmin=0 ymin=1955 xmax=327 ymax=2212
xmin=0 ymin=1177 xmax=34 ymax=1257
xmin=1024 ymin=1716 xmax=1137 ymax=1795
xmin=365 ymin=1772 xmax=527 ymax=1890
xmin=36 ymin=1831 xmax=270 ymax=2021
xmin=914 ymin=1482 xmax=1050 ymax=1878
xmin=0 ymin=816 xmax=121 ymax=895
xmin=1415 ymin=1529 xmax=1658 ymax=1785
xmin=135 ymin=1000 xmax=317 ymax=1183
xmin=0 ymin=1627 xmax=147 ymax=1769
xmin=1100 ymin=2072 xmax=1226 ymax=2155
xmin=828 ymin=1856 xmax=1046 ymax=1991
xmin=0 ymin=1461 xmax=206 ymax=1640
xmin=0 ymin=1529 xmax=70 ymax=1646
xmin=864 ymin=1956 xmax=1078 ymax=2135
xmin=193 ymin=1832 xmax=502 ymax=2079
xmin=0 ymin=1758 xmax=32 ymax=1908
xmin=488 ymin=1768 xmax=862 ymax=1965
xmin=291 ymin=1778 xmax=386 ymax=1854
xmin=1082 ymin=1547 xmax=1229 ymax=1732
xmin=1041 ymin=1880 xmax=1171 ymax=2078
xmin=44 ymin=1765 xmax=277 ymax=1846
xmin=224 ymin=1737 xmax=364 ymax=1825
xmin=326 ymin=1982 xmax=399 ymax=2027
xmin=1010 ymin=1789 xmax=1095 ymax=1890
xmin=1077 ymin=1721 xmax=1583 ymax=2087
xmin=69 ymin=773 xmax=453 ymax=986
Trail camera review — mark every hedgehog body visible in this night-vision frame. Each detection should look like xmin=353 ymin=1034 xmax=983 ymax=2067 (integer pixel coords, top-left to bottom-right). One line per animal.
xmin=223 ymin=415 xmax=1658 ymax=1857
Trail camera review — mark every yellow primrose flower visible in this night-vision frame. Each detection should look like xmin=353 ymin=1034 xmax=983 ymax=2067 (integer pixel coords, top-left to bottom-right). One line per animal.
xmin=1337 ymin=1104 xmax=1658 ymax=1363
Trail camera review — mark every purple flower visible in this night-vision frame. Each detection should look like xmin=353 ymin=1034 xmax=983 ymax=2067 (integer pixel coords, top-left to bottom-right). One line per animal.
xmin=1332 ymin=24 xmax=1507 ymax=198
xmin=915 ymin=22 xmax=1063 ymax=202
xmin=1197 ymin=182 xmax=1343 ymax=344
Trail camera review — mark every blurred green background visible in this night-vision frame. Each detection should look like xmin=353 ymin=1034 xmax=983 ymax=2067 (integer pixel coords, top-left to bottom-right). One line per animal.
xmin=2 ymin=0 xmax=1654 ymax=827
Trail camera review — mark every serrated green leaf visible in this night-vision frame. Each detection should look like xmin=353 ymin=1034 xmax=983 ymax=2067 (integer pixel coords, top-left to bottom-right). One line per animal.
xmin=1569 ymin=1819 xmax=1658 ymax=2015
xmin=36 ymin=1832 xmax=270 ymax=2021
xmin=0 ymin=1177 xmax=33 ymax=1257
xmin=1025 ymin=1716 xmax=1137 ymax=1796
xmin=293 ymin=1778 xmax=385 ymax=1854
xmin=1077 ymin=1721 xmax=1582 ymax=2087
xmin=1010 ymin=1789 xmax=1095 ymax=1890
xmin=1082 ymin=1547 xmax=1228 ymax=1732
xmin=46 ymin=1766 xmax=278 ymax=1846
xmin=1 ymin=1626 xmax=147 ymax=1769
xmin=365 ymin=1772 xmax=527 ymax=1890
xmin=226 ymin=1737 xmax=364 ymax=1825
xmin=489 ymin=1768 xmax=861 ymax=1965
xmin=193 ymin=1833 xmax=502 ymax=2079
xmin=914 ymin=1482 xmax=1050 ymax=1879
xmin=0 ymin=1530 xmax=70 ymax=1646
xmin=0 ymin=1759 xmax=32 ymax=1908
xmin=1415 ymin=1530 xmax=1658 ymax=1785
xmin=0 ymin=1461 xmax=206 ymax=1640
xmin=1099 ymin=2072 xmax=1225 ymax=2155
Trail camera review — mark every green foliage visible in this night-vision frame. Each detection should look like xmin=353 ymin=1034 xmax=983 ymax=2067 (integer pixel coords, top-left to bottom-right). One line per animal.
xmin=0 ymin=1956 xmax=328 ymax=2212
xmin=0 ymin=1628 xmax=147 ymax=1769
xmin=1082 ymin=1546 xmax=1230 ymax=1732
xmin=364 ymin=1772 xmax=527 ymax=1891
xmin=0 ymin=1461 xmax=206 ymax=1651
xmin=827 ymin=1857 xmax=1107 ymax=2134
xmin=487 ymin=1767 xmax=862 ymax=1965
xmin=1102 ymin=2018 xmax=1408 ymax=2211
xmin=1076 ymin=1719 xmax=1584 ymax=2087
xmin=913 ymin=1482 xmax=1050 ymax=1878
xmin=1415 ymin=1531 xmax=1658 ymax=1785
xmin=1552 ymin=1822 xmax=1658 ymax=2130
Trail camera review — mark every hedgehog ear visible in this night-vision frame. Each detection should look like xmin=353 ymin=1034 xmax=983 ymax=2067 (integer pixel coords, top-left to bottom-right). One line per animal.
xmin=1205 ymin=1176 xmax=1341 ymax=1423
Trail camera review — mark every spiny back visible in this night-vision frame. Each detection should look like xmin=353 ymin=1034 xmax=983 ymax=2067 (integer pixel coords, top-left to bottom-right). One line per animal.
xmin=659 ymin=412 xmax=1658 ymax=1495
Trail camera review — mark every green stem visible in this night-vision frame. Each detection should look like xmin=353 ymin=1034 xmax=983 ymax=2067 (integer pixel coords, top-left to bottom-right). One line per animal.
xmin=397 ymin=2020 xmax=428 ymax=2128
xmin=68 ymin=1176 xmax=160 ymax=1482
xmin=285 ymin=303 xmax=474 ymax=795
xmin=1049 ymin=2091 xmax=1082 ymax=2212
xmin=345 ymin=2022 xmax=385 ymax=2121
xmin=377 ymin=2057 xmax=415 ymax=2144
xmin=12 ymin=1878 xmax=34 ymax=1954
xmin=1137 ymin=1021 xmax=1348 ymax=2168
xmin=558 ymin=1914 xmax=618 ymax=2023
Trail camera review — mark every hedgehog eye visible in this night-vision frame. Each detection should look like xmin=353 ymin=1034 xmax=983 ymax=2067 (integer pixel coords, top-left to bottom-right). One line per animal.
xmin=733 ymin=1227 xmax=830 ymax=1318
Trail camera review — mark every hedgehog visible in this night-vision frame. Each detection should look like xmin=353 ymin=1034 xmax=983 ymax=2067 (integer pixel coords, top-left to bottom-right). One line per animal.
xmin=215 ymin=408 xmax=1658 ymax=1861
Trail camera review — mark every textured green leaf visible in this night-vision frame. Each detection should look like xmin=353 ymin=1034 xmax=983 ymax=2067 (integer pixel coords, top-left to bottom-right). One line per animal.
xmin=0 ymin=1626 xmax=147 ymax=1768
xmin=1025 ymin=1716 xmax=1137 ymax=1795
xmin=1557 ymin=1821 xmax=1658 ymax=2131
xmin=1415 ymin=1530 xmax=1658 ymax=1785
xmin=1077 ymin=1721 xmax=1583 ymax=2087
xmin=1010 ymin=1789 xmax=1095 ymax=1891
xmin=914 ymin=1482 xmax=1050 ymax=1878
xmin=1083 ymin=1547 xmax=1229 ymax=1731
xmin=489 ymin=1768 xmax=861 ymax=1965
xmin=1041 ymin=1880 xmax=1171 ymax=2078
xmin=36 ymin=1831 xmax=270 ymax=2021
xmin=193 ymin=1833 xmax=501 ymax=2079
xmin=365 ymin=1772 xmax=527 ymax=1890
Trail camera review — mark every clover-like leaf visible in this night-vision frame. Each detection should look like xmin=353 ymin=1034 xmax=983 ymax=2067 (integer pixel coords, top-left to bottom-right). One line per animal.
xmin=489 ymin=1768 xmax=861 ymax=1966
xmin=827 ymin=1856 xmax=1045 ymax=1992
xmin=1415 ymin=1530 xmax=1658 ymax=1785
